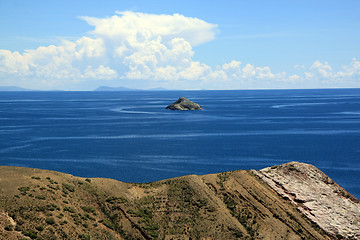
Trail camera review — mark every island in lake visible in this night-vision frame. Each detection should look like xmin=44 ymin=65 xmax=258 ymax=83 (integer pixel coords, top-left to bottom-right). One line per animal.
xmin=166 ymin=97 xmax=203 ymax=110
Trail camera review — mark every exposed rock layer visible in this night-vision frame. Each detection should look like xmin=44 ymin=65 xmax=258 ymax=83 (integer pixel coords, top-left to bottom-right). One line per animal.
xmin=166 ymin=97 xmax=203 ymax=110
xmin=254 ymin=162 xmax=360 ymax=239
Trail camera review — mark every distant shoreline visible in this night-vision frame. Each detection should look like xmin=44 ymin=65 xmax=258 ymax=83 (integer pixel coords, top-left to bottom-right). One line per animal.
xmin=1 ymin=86 xmax=360 ymax=92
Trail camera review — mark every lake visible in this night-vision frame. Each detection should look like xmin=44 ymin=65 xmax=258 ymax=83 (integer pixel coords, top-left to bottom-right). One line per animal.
xmin=0 ymin=89 xmax=359 ymax=199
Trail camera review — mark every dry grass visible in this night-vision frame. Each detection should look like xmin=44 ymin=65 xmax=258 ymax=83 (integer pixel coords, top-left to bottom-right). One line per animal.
xmin=0 ymin=166 xmax=330 ymax=239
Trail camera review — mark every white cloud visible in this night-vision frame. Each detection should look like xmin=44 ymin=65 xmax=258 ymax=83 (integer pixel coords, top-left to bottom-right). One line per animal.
xmin=83 ymin=65 xmax=118 ymax=80
xmin=301 ymin=59 xmax=360 ymax=87
xmin=288 ymin=74 xmax=301 ymax=82
xmin=74 ymin=37 xmax=105 ymax=59
xmin=0 ymin=50 xmax=31 ymax=75
xmin=0 ymin=11 xmax=218 ymax=89
xmin=293 ymin=64 xmax=305 ymax=69
xmin=82 ymin=11 xmax=217 ymax=47
xmin=334 ymin=58 xmax=360 ymax=79
xmin=0 ymin=11 xmax=359 ymax=90
xmin=309 ymin=60 xmax=333 ymax=78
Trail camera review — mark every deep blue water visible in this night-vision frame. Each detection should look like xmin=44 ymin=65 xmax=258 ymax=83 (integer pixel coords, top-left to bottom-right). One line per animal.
xmin=0 ymin=89 xmax=359 ymax=199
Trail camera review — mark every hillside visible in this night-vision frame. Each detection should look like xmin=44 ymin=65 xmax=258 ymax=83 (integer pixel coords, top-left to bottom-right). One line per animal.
xmin=0 ymin=162 xmax=358 ymax=240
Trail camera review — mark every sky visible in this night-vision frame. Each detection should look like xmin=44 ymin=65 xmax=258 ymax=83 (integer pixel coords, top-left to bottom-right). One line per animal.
xmin=0 ymin=0 xmax=359 ymax=90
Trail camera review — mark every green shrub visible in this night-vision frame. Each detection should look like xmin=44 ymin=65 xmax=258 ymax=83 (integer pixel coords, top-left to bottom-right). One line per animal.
xmin=336 ymin=233 xmax=344 ymax=239
xmin=4 ymin=225 xmax=13 ymax=231
xmin=126 ymin=209 xmax=136 ymax=215
xmin=60 ymin=220 xmax=68 ymax=225
xmin=340 ymin=190 xmax=351 ymax=199
xmin=18 ymin=187 xmax=30 ymax=192
xmin=143 ymin=222 xmax=159 ymax=231
xmin=37 ymin=206 xmax=45 ymax=212
xmin=85 ymin=178 xmax=91 ymax=183
xmin=45 ymin=204 xmax=57 ymax=211
xmin=22 ymin=229 xmax=37 ymax=239
xmin=35 ymin=195 xmax=46 ymax=200
xmin=15 ymin=225 xmax=22 ymax=231
xmin=136 ymin=209 xmax=153 ymax=219
xmin=64 ymin=206 xmax=75 ymax=213
xmin=62 ymin=183 xmax=75 ymax=192
xmin=78 ymin=233 xmax=90 ymax=240
xmin=35 ymin=226 xmax=44 ymax=231
xmin=45 ymin=218 xmax=55 ymax=225
xmin=149 ymin=231 xmax=159 ymax=237
xmin=105 ymin=196 xmax=127 ymax=204
xmin=224 ymin=195 xmax=237 ymax=211
xmin=71 ymin=214 xmax=83 ymax=225
xmin=102 ymin=220 xmax=115 ymax=230
xmin=31 ymin=176 xmax=41 ymax=180
xmin=289 ymin=166 xmax=296 ymax=171
xmin=81 ymin=206 xmax=96 ymax=214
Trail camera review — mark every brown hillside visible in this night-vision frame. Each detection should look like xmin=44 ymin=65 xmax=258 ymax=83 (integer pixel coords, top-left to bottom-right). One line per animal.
xmin=0 ymin=163 xmax=357 ymax=239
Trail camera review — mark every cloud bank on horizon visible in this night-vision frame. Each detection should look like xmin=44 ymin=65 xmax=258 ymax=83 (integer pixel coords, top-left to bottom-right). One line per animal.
xmin=0 ymin=11 xmax=359 ymax=90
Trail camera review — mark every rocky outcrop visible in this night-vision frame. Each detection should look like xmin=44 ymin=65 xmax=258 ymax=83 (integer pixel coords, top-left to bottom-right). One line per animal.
xmin=166 ymin=97 xmax=202 ymax=110
xmin=253 ymin=162 xmax=360 ymax=239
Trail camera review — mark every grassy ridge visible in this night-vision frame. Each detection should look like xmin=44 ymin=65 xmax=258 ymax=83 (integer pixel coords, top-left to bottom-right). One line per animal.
xmin=0 ymin=166 xmax=329 ymax=239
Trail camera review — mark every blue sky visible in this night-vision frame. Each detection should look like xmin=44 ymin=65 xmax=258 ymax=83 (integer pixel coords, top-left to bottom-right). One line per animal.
xmin=0 ymin=0 xmax=359 ymax=90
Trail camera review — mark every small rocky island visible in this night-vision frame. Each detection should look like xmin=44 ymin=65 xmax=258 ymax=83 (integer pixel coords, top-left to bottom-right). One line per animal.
xmin=166 ymin=97 xmax=203 ymax=110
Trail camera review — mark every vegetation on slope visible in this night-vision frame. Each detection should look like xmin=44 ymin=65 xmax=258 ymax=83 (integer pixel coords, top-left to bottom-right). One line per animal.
xmin=0 ymin=166 xmax=333 ymax=239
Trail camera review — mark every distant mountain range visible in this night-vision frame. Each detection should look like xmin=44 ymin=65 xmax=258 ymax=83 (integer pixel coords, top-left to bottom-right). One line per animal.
xmin=0 ymin=86 xmax=65 ymax=92
xmin=93 ymin=86 xmax=141 ymax=91
xmin=0 ymin=86 xmax=36 ymax=91
xmin=0 ymin=86 xmax=170 ymax=92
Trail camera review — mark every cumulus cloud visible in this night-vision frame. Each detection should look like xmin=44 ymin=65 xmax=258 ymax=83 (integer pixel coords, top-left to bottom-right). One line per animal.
xmin=334 ymin=58 xmax=360 ymax=79
xmin=0 ymin=37 xmax=112 ymax=83
xmin=303 ymin=58 xmax=360 ymax=87
xmin=0 ymin=11 xmax=359 ymax=90
xmin=82 ymin=11 xmax=217 ymax=47
xmin=0 ymin=11 xmax=217 ymax=89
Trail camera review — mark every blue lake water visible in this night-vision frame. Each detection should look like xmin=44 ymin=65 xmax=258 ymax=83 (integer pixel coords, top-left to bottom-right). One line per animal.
xmin=0 ymin=89 xmax=359 ymax=199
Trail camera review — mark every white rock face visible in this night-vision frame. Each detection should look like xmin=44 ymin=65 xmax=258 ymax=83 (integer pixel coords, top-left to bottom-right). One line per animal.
xmin=253 ymin=162 xmax=360 ymax=239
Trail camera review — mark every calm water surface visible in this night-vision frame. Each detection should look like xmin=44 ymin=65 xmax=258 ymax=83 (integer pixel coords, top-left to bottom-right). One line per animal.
xmin=0 ymin=89 xmax=359 ymax=199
